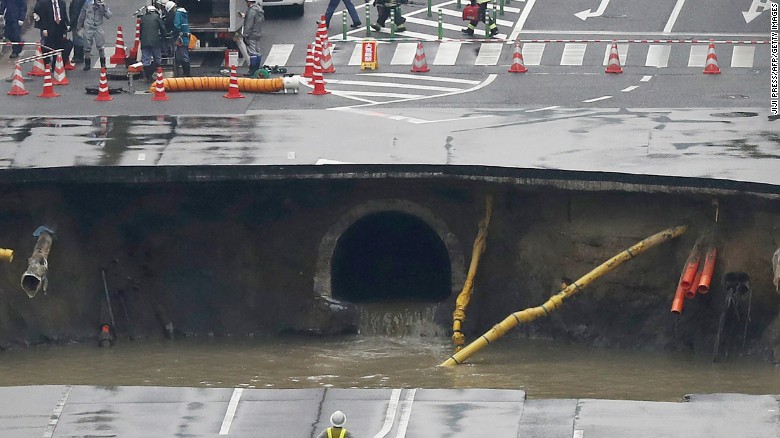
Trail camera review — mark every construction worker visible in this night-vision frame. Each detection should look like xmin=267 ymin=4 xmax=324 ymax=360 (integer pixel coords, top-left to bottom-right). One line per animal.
xmin=461 ymin=0 xmax=497 ymax=37
xmin=1 ymin=0 xmax=27 ymax=58
xmin=241 ymin=0 xmax=263 ymax=77
xmin=370 ymin=0 xmax=407 ymax=33
xmin=170 ymin=1 xmax=191 ymax=76
xmin=316 ymin=410 xmax=355 ymax=438
xmin=138 ymin=4 xmax=165 ymax=81
xmin=76 ymin=0 xmax=111 ymax=71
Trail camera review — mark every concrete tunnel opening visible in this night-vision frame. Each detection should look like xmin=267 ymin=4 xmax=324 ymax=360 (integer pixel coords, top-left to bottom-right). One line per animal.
xmin=331 ymin=211 xmax=452 ymax=303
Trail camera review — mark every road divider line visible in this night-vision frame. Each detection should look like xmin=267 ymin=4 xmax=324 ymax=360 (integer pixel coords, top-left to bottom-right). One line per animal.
xmin=509 ymin=0 xmax=538 ymax=42
xmin=219 ymin=388 xmax=243 ymax=435
xmin=621 ymin=85 xmax=638 ymax=92
xmin=582 ymin=95 xmax=612 ymax=103
xmin=43 ymin=385 xmax=72 ymax=438
xmin=664 ymin=0 xmax=686 ymax=34
xmin=373 ymin=388 xmax=402 ymax=438
xmin=640 ymin=75 xmax=653 ymax=82
xmin=395 ymin=388 xmax=416 ymax=438
xmin=526 ymin=105 xmax=560 ymax=112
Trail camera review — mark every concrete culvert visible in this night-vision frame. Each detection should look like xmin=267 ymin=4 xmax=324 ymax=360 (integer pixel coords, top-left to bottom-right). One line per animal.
xmin=331 ymin=211 xmax=451 ymax=303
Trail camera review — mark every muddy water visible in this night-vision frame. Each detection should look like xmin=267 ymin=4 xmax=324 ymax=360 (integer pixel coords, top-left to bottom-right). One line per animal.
xmin=1 ymin=334 xmax=778 ymax=402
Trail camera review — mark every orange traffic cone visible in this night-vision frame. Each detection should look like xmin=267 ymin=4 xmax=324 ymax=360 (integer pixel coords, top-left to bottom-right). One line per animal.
xmin=605 ymin=41 xmax=623 ymax=74
xmin=508 ymin=41 xmax=528 ymax=73
xmin=95 ymin=67 xmax=113 ymax=101
xmin=110 ymin=26 xmax=128 ymax=64
xmin=53 ymin=54 xmax=70 ymax=85
xmin=129 ymin=19 xmax=141 ymax=60
xmin=308 ymin=56 xmax=329 ymax=95
xmin=28 ymin=43 xmax=46 ymax=77
xmin=151 ymin=67 xmax=169 ymax=101
xmin=703 ymin=42 xmax=721 ymax=74
xmin=224 ymin=65 xmax=245 ymax=99
xmin=411 ymin=41 xmax=430 ymax=73
xmin=316 ymin=19 xmax=335 ymax=74
xmin=302 ymin=43 xmax=315 ymax=78
xmin=63 ymin=55 xmax=76 ymax=71
xmin=8 ymin=63 xmax=29 ymax=96
xmin=37 ymin=65 xmax=60 ymax=98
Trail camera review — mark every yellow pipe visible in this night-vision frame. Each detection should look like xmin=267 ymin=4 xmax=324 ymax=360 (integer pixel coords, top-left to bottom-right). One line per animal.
xmin=0 ymin=248 xmax=13 ymax=263
xmin=452 ymin=195 xmax=493 ymax=352
xmin=151 ymin=77 xmax=286 ymax=93
xmin=440 ymin=224 xmax=688 ymax=367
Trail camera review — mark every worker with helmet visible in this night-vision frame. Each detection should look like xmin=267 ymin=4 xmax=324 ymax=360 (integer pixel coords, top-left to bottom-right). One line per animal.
xmin=461 ymin=0 xmax=498 ymax=37
xmin=138 ymin=4 xmax=166 ymax=81
xmin=316 ymin=410 xmax=355 ymax=438
xmin=240 ymin=0 xmax=264 ymax=77
xmin=167 ymin=0 xmax=191 ymax=76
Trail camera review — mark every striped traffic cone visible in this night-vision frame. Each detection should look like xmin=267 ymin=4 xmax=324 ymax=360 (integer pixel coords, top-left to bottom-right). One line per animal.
xmin=151 ymin=67 xmax=169 ymax=101
xmin=605 ymin=41 xmax=623 ymax=74
xmin=28 ymin=43 xmax=46 ymax=77
xmin=7 ymin=63 xmax=29 ymax=96
xmin=308 ymin=56 xmax=329 ymax=95
xmin=508 ymin=41 xmax=528 ymax=73
xmin=53 ymin=54 xmax=70 ymax=85
xmin=411 ymin=41 xmax=430 ymax=73
xmin=703 ymin=42 xmax=721 ymax=74
xmin=224 ymin=65 xmax=245 ymax=99
xmin=109 ymin=26 xmax=128 ymax=64
xmin=63 ymin=55 xmax=76 ymax=71
xmin=37 ymin=65 xmax=60 ymax=98
xmin=129 ymin=19 xmax=141 ymax=60
xmin=302 ymin=43 xmax=315 ymax=78
xmin=95 ymin=67 xmax=113 ymax=101
xmin=316 ymin=19 xmax=335 ymax=73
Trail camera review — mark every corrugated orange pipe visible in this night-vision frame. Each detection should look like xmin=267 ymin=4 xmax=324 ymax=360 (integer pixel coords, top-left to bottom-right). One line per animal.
xmin=697 ymin=246 xmax=718 ymax=294
xmin=151 ymin=76 xmax=286 ymax=93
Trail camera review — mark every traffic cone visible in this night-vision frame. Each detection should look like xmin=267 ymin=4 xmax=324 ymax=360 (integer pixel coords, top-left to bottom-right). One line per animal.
xmin=411 ymin=41 xmax=430 ymax=73
xmin=7 ymin=63 xmax=29 ymax=96
xmin=37 ymin=65 xmax=60 ymax=98
xmin=224 ymin=65 xmax=245 ymax=99
xmin=95 ymin=67 xmax=113 ymax=101
xmin=151 ymin=67 xmax=169 ymax=101
xmin=703 ymin=42 xmax=721 ymax=74
xmin=110 ymin=26 xmax=128 ymax=64
xmin=605 ymin=41 xmax=623 ymax=74
xmin=302 ymin=43 xmax=315 ymax=78
xmin=129 ymin=19 xmax=141 ymax=60
xmin=508 ymin=41 xmax=528 ymax=73
xmin=28 ymin=43 xmax=46 ymax=77
xmin=63 ymin=56 xmax=76 ymax=71
xmin=315 ymin=18 xmax=335 ymax=73
xmin=308 ymin=56 xmax=329 ymax=95
xmin=53 ymin=54 xmax=70 ymax=85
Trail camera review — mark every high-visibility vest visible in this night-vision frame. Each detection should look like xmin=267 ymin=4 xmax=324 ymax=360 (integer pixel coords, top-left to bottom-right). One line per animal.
xmin=327 ymin=427 xmax=347 ymax=438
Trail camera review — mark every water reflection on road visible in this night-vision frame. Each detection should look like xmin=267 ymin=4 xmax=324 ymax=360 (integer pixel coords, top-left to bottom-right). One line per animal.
xmin=1 ymin=336 xmax=778 ymax=402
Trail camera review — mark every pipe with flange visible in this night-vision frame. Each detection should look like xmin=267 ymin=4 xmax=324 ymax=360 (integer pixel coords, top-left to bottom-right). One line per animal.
xmin=697 ymin=246 xmax=718 ymax=294
xmin=21 ymin=226 xmax=55 ymax=298
xmin=439 ymin=225 xmax=688 ymax=367
xmin=0 ymin=248 xmax=13 ymax=263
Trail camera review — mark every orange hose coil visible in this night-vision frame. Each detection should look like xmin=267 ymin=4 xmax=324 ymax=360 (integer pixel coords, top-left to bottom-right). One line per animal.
xmin=152 ymin=77 xmax=286 ymax=93
xmin=697 ymin=246 xmax=717 ymax=294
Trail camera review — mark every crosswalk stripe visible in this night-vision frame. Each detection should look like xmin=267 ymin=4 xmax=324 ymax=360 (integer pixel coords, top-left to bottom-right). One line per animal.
xmin=433 ymin=42 xmax=461 ymax=65
xmin=602 ymin=43 xmax=628 ymax=65
xmin=561 ymin=43 xmax=587 ymax=65
xmin=391 ymin=42 xmax=418 ymax=64
xmin=349 ymin=44 xmax=362 ymax=65
xmin=731 ymin=45 xmax=755 ymax=67
xmin=265 ymin=44 xmax=294 ymax=67
xmin=646 ymin=44 xmax=671 ymax=67
xmin=687 ymin=44 xmax=708 ymax=67
xmin=521 ymin=42 xmax=545 ymax=66
xmin=475 ymin=42 xmax=502 ymax=65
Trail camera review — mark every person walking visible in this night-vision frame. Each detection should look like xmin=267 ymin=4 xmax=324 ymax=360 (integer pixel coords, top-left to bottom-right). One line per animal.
xmin=316 ymin=411 xmax=355 ymax=438
xmin=68 ymin=0 xmax=86 ymax=63
xmin=240 ymin=0 xmax=263 ymax=77
xmin=1 ymin=0 xmax=27 ymax=58
xmin=323 ymin=0 xmax=360 ymax=29
xmin=170 ymin=1 xmax=191 ymax=76
xmin=461 ymin=0 xmax=498 ymax=37
xmin=138 ymin=4 xmax=165 ymax=81
xmin=76 ymin=0 xmax=111 ymax=70
xmin=34 ymin=0 xmax=72 ymax=67
xmin=370 ymin=0 xmax=406 ymax=33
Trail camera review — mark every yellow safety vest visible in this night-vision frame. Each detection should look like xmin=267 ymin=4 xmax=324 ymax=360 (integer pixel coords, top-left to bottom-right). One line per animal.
xmin=327 ymin=427 xmax=347 ymax=438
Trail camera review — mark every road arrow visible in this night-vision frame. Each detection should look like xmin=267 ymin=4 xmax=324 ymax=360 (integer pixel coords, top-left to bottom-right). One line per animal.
xmin=742 ymin=0 xmax=769 ymax=23
xmin=574 ymin=0 xmax=611 ymax=20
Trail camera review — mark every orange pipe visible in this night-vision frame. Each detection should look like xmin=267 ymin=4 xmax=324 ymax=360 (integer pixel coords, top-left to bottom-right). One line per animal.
xmin=152 ymin=76 xmax=286 ymax=93
xmin=697 ymin=247 xmax=717 ymax=294
xmin=671 ymin=283 xmax=686 ymax=314
xmin=686 ymin=268 xmax=702 ymax=299
xmin=680 ymin=248 xmax=701 ymax=290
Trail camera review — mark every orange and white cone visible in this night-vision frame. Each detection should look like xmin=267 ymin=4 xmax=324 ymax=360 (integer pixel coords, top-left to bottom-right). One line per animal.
xmin=53 ymin=54 xmax=70 ymax=85
xmin=63 ymin=55 xmax=76 ymax=71
xmin=151 ymin=67 xmax=169 ymax=101
xmin=308 ymin=56 xmax=329 ymax=95
xmin=316 ymin=19 xmax=335 ymax=73
xmin=605 ymin=41 xmax=623 ymax=74
xmin=110 ymin=26 xmax=128 ymax=64
xmin=411 ymin=41 xmax=430 ymax=73
xmin=37 ymin=66 xmax=60 ymax=98
xmin=703 ymin=42 xmax=721 ymax=74
xmin=28 ymin=43 xmax=46 ymax=77
xmin=302 ymin=43 xmax=315 ymax=78
xmin=95 ymin=67 xmax=113 ymax=101
xmin=508 ymin=41 xmax=528 ymax=73
xmin=224 ymin=65 xmax=245 ymax=99
xmin=129 ymin=19 xmax=141 ymax=60
xmin=7 ymin=63 xmax=29 ymax=96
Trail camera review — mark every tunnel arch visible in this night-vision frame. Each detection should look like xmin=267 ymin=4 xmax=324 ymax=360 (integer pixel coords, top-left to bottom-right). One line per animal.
xmin=315 ymin=200 xmax=465 ymax=302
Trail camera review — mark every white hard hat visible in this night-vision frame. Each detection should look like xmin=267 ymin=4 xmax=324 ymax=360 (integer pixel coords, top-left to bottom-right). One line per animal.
xmin=146 ymin=5 xmax=157 ymax=12
xmin=330 ymin=410 xmax=346 ymax=427
xmin=165 ymin=1 xmax=176 ymax=11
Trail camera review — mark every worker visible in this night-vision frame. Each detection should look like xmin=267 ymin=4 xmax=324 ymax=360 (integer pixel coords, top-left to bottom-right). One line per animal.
xmin=461 ymin=0 xmax=498 ymax=37
xmin=138 ymin=4 xmax=166 ymax=81
xmin=316 ymin=411 xmax=355 ymax=438
xmin=170 ymin=1 xmax=191 ymax=76
xmin=370 ymin=0 xmax=407 ymax=33
xmin=76 ymin=0 xmax=111 ymax=71
xmin=1 ymin=0 xmax=28 ymax=59
xmin=241 ymin=0 xmax=263 ymax=77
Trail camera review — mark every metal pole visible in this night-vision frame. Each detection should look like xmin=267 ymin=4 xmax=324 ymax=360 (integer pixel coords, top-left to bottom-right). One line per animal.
xmin=390 ymin=8 xmax=396 ymax=40
xmin=366 ymin=4 xmax=372 ymax=36
xmin=342 ymin=11 xmax=348 ymax=40
xmin=427 ymin=0 xmax=432 ymax=17
xmin=457 ymin=0 xmax=461 ymax=10
xmin=499 ymin=0 xmax=504 ymax=15
xmin=438 ymin=9 xmax=443 ymax=40
xmin=492 ymin=0 xmax=497 ymax=24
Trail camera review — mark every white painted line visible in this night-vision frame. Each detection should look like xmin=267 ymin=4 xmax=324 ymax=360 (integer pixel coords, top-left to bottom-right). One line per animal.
xmin=509 ymin=0 xmax=538 ymax=41
xmin=395 ymin=389 xmax=416 ymax=438
xmin=349 ymin=44 xmax=362 ymax=65
xmin=526 ymin=105 xmax=560 ymax=112
xmin=561 ymin=43 xmax=587 ymax=65
xmin=687 ymin=44 xmax=708 ymax=67
xmin=520 ymin=42 xmax=545 ymax=65
xmin=358 ymin=73 xmax=480 ymax=84
xmin=43 ymin=385 xmax=72 ymax=438
xmin=330 ymin=90 xmax=425 ymax=99
xmin=512 ymin=29 xmax=767 ymax=37
xmin=316 ymin=158 xmax=353 ymax=164
xmin=731 ymin=45 xmax=755 ymax=67
xmin=475 ymin=43 xmax=503 ymax=65
xmin=219 ymin=388 xmax=244 ymax=435
xmin=411 ymin=114 xmax=493 ymax=124
xmin=137 ymin=152 xmax=146 ymax=161
xmin=433 ymin=42 xmax=461 ymax=65
xmin=373 ymin=388 xmax=402 ymax=438
xmin=325 ymin=79 xmax=461 ymax=92
xmin=391 ymin=43 xmax=418 ymax=65
xmin=645 ymin=45 xmax=671 ymax=67
xmin=287 ymin=151 xmax=296 ymax=159
xmin=334 ymin=74 xmax=497 ymax=108
xmin=602 ymin=43 xmax=628 ymax=65
xmin=621 ymin=85 xmax=638 ymax=92
xmin=582 ymin=95 xmax=612 ymax=103
xmin=640 ymin=75 xmax=653 ymax=82
xmin=573 ymin=430 xmax=585 ymax=438
xmin=264 ymin=44 xmax=294 ymax=67
xmin=663 ymin=0 xmax=686 ymax=34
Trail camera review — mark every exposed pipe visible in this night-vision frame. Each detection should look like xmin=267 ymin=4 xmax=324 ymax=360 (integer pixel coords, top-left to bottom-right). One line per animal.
xmin=697 ymin=246 xmax=718 ymax=294
xmin=0 ymin=248 xmax=13 ymax=263
xmin=670 ymin=283 xmax=686 ymax=314
xmin=439 ymin=225 xmax=687 ymax=367
xmin=21 ymin=226 xmax=55 ymax=298
xmin=151 ymin=76 xmax=300 ymax=93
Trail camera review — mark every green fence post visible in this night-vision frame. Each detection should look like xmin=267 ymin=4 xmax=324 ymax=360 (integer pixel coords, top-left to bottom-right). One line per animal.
xmin=438 ymin=9 xmax=443 ymax=40
xmin=499 ymin=0 xmax=504 ymax=16
xmin=342 ymin=11 xmax=348 ymax=40
xmin=390 ymin=8 xmax=396 ymax=40
xmin=427 ymin=0 xmax=432 ymax=17
xmin=457 ymin=0 xmax=461 ymax=10
xmin=492 ymin=0 xmax=497 ymax=23
xmin=366 ymin=4 xmax=372 ymax=36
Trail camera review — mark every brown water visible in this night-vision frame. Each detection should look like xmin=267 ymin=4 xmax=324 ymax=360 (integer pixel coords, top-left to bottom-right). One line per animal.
xmin=1 ymin=335 xmax=778 ymax=402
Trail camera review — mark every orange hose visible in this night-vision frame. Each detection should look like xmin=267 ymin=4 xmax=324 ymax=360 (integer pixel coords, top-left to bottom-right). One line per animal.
xmin=152 ymin=77 xmax=285 ymax=93
xmin=697 ymin=247 xmax=717 ymax=294
xmin=671 ymin=283 xmax=686 ymax=314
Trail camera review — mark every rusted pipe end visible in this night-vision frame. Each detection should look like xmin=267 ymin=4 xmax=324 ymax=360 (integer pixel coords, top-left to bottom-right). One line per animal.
xmin=0 ymin=248 xmax=13 ymax=263
xmin=21 ymin=272 xmax=44 ymax=298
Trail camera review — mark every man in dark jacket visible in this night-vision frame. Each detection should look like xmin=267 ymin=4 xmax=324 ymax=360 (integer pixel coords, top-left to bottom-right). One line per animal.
xmin=1 ymin=0 xmax=27 ymax=58
xmin=68 ymin=0 xmax=87 ymax=62
xmin=138 ymin=4 xmax=165 ymax=81
xmin=34 ymin=0 xmax=72 ymax=68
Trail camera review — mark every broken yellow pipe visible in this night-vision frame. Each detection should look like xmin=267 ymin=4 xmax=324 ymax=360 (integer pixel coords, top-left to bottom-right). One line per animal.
xmin=440 ymin=224 xmax=688 ymax=367
xmin=0 ymin=248 xmax=13 ymax=263
xmin=452 ymin=195 xmax=493 ymax=352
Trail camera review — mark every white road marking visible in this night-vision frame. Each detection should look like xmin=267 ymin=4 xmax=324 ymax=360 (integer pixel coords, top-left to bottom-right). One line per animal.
xmin=742 ymin=0 xmax=770 ymax=23
xmin=520 ymin=42 xmax=545 ymax=65
xmin=332 ymin=90 xmax=425 ymax=99
xmin=433 ymin=42 xmax=461 ymax=65
xmin=663 ymin=0 xmax=686 ymax=34
xmin=640 ymin=75 xmax=653 ymax=82
xmin=332 ymin=74 xmax=496 ymax=108
xmin=582 ymin=95 xmax=612 ymax=103
xmin=358 ymin=73 xmax=480 ymax=84
xmin=561 ymin=43 xmax=587 ymax=65
xmin=373 ymin=388 xmax=402 ymax=438
xmin=573 ymin=430 xmax=585 ymax=438
xmin=390 ymin=43 xmax=418 ymax=65
xmin=574 ymin=0 xmax=611 ymax=21
xmin=526 ymin=105 xmax=560 ymax=112
xmin=509 ymin=0 xmax=538 ymax=42
xmin=349 ymin=44 xmax=362 ymax=65
xmin=395 ymin=389 xmax=416 ymax=438
xmin=602 ymin=43 xmax=628 ymax=65
xmin=264 ymin=44 xmax=294 ymax=67
xmin=731 ymin=45 xmax=755 ymax=67
xmin=42 ymin=385 xmax=72 ymax=438
xmin=137 ymin=152 xmax=146 ymax=161
xmin=219 ymin=388 xmax=243 ymax=435
xmin=326 ymin=79 xmax=462 ymax=92
xmin=687 ymin=44 xmax=709 ymax=67
xmin=621 ymin=85 xmax=638 ymax=92
xmin=475 ymin=43 xmax=503 ymax=65
xmin=645 ymin=45 xmax=671 ymax=67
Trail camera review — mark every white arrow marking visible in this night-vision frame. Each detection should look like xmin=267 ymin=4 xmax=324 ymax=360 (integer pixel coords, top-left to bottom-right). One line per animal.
xmin=574 ymin=0 xmax=611 ymax=20
xmin=742 ymin=0 xmax=769 ymax=23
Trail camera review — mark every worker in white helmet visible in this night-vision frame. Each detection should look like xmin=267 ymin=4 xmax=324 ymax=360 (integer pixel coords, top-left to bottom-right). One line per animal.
xmin=316 ymin=410 xmax=355 ymax=438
